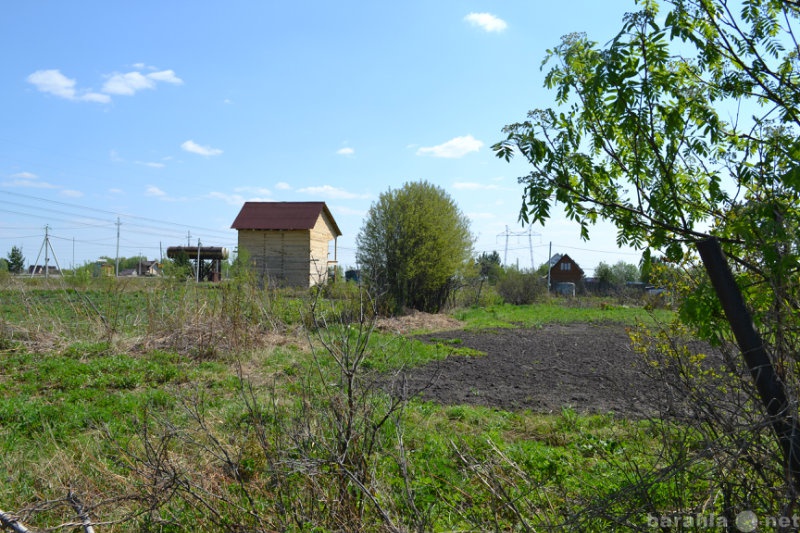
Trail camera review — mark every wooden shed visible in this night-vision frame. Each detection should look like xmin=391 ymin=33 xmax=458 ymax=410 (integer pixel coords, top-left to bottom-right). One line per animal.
xmin=547 ymin=253 xmax=585 ymax=285
xmin=231 ymin=201 xmax=341 ymax=287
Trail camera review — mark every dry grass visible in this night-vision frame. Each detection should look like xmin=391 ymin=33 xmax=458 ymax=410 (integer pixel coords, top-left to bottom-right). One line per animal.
xmin=374 ymin=310 xmax=463 ymax=335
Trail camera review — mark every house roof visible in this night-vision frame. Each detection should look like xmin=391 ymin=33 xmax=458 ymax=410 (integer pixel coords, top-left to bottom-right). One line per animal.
xmin=548 ymin=253 xmax=563 ymax=267
xmin=548 ymin=253 xmax=585 ymax=275
xmin=231 ymin=201 xmax=342 ymax=236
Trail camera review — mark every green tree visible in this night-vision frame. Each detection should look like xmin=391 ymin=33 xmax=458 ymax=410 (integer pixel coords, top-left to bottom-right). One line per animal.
xmin=596 ymin=260 xmax=640 ymax=290
xmin=494 ymin=0 xmax=800 ymax=522
xmin=356 ymin=180 xmax=473 ymax=313
xmin=476 ymin=251 xmax=502 ymax=284
xmin=6 ymin=246 xmax=24 ymax=274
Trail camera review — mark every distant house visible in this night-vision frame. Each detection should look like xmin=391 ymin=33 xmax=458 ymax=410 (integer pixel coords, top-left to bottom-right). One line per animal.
xmin=547 ymin=253 xmax=584 ymax=286
xmin=135 ymin=260 xmax=160 ymax=276
xmin=231 ymin=201 xmax=342 ymax=287
xmin=28 ymin=265 xmax=60 ymax=276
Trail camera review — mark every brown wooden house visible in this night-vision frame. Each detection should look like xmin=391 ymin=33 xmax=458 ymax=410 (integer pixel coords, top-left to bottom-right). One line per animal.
xmin=547 ymin=253 xmax=584 ymax=285
xmin=231 ymin=201 xmax=341 ymax=287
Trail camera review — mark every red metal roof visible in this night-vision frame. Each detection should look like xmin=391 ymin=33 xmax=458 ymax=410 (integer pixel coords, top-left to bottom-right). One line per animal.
xmin=230 ymin=201 xmax=342 ymax=236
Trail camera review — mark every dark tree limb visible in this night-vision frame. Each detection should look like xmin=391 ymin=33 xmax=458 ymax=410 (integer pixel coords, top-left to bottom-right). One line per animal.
xmin=697 ymin=237 xmax=800 ymax=493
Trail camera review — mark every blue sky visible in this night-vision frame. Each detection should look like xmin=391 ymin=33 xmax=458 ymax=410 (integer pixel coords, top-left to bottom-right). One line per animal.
xmin=1 ymin=1 xmax=644 ymax=275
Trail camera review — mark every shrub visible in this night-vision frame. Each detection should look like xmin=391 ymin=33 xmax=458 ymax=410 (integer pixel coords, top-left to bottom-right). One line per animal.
xmin=495 ymin=267 xmax=547 ymax=305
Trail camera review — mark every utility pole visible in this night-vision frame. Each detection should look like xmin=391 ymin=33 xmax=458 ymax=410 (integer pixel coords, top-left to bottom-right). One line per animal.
xmin=115 ymin=217 xmax=121 ymax=277
xmin=498 ymin=225 xmax=541 ymax=267
xmin=196 ymin=239 xmax=201 ymax=283
xmin=547 ymin=241 xmax=552 ymax=291
xmin=504 ymin=225 xmax=509 ymax=265
xmin=187 ymin=231 xmax=191 ymax=247
xmin=44 ymin=225 xmax=50 ymax=280
xmin=528 ymin=226 xmax=535 ymax=270
xmin=30 ymin=225 xmax=63 ymax=279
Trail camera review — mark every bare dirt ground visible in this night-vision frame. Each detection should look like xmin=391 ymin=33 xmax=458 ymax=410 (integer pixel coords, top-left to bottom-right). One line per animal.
xmin=397 ymin=321 xmax=673 ymax=418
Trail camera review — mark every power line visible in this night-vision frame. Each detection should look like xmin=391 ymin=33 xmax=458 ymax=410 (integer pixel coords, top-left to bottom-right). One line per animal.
xmin=0 ymin=190 xmax=234 ymax=239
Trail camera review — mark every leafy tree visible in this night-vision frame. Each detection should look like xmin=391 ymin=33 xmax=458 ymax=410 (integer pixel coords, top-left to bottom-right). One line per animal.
xmin=356 ymin=180 xmax=473 ymax=313
xmin=163 ymin=251 xmax=192 ymax=281
xmin=594 ymin=262 xmax=615 ymax=288
xmin=475 ymin=251 xmax=502 ymax=284
xmin=596 ymin=260 xmax=640 ymax=291
xmin=6 ymin=246 xmax=24 ymax=274
xmin=494 ymin=0 xmax=800 ymax=521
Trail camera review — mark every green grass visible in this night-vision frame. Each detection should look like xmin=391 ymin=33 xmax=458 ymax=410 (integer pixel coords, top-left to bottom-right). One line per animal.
xmin=0 ymin=279 xmax=704 ymax=532
xmin=453 ymin=299 xmax=674 ymax=329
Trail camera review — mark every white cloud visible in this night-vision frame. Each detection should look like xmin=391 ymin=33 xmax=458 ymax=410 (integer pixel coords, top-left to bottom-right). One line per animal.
xmin=2 ymin=178 xmax=57 ymax=189
xmin=27 ymin=70 xmax=77 ymax=99
xmin=145 ymin=185 xmax=167 ymax=197
xmin=3 ymin=172 xmax=58 ymax=189
xmin=102 ymin=71 xmax=155 ymax=95
xmin=11 ymin=172 xmax=38 ymax=180
xmin=61 ymin=189 xmax=84 ymax=198
xmin=453 ymin=181 xmax=499 ymax=190
xmin=108 ymin=188 xmax=124 ymax=195
xmin=146 ymin=69 xmax=183 ymax=85
xmin=417 ymin=135 xmax=484 ymax=158
xmin=207 ymin=191 xmax=247 ymax=205
xmin=337 ymin=147 xmax=355 ymax=156
xmin=102 ymin=70 xmax=182 ymax=96
xmin=464 ymin=12 xmax=508 ymax=32
xmin=26 ymin=69 xmax=110 ymax=103
xmin=27 ymin=66 xmax=181 ymax=103
xmin=181 ymin=140 xmax=223 ymax=157
xmin=275 ymin=182 xmax=292 ymax=191
xmin=297 ymin=185 xmax=370 ymax=200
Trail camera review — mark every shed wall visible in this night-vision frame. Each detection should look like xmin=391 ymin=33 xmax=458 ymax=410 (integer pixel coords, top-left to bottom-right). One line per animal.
xmin=309 ymin=213 xmax=338 ymax=285
xmin=238 ymin=229 xmax=311 ymax=286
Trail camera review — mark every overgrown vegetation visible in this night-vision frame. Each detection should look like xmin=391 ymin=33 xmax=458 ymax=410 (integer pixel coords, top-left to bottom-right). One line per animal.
xmin=494 ymin=0 xmax=800 ymax=522
xmin=0 ymin=274 xmax=711 ymax=532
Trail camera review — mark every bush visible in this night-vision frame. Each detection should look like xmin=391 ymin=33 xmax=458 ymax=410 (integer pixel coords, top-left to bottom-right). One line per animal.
xmin=495 ymin=267 xmax=548 ymax=305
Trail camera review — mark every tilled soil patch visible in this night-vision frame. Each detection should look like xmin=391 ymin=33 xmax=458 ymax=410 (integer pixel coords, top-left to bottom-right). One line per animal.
xmin=400 ymin=322 xmax=674 ymax=417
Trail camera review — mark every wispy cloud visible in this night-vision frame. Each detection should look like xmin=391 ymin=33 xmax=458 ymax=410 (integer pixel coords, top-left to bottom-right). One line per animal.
xmin=337 ymin=147 xmax=355 ymax=156
xmin=2 ymin=171 xmax=58 ymax=189
xmin=26 ymin=70 xmax=110 ymax=103
xmin=137 ymin=161 xmax=166 ymax=169
xmin=61 ymin=189 xmax=84 ymax=198
xmin=11 ymin=172 xmax=38 ymax=180
xmin=27 ymin=65 xmax=182 ymax=103
xmin=103 ymin=69 xmax=183 ymax=96
xmin=417 ymin=135 xmax=483 ymax=158
xmin=145 ymin=185 xmax=167 ymax=197
xmin=181 ymin=140 xmax=223 ymax=157
xmin=275 ymin=182 xmax=292 ymax=191
xmin=207 ymin=191 xmax=248 ymax=205
xmin=464 ymin=12 xmax=508 ymax=32
xmin=297 ymin=185 xmax=370 ymax=200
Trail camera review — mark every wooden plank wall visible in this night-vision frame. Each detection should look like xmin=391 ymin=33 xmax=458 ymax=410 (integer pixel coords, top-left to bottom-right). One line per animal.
xmin=237 ymin=213 xmax=337 ymax=287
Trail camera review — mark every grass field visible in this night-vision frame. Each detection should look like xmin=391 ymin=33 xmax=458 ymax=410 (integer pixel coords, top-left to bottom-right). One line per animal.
xmin=0 ymin=276 xmax=709 ymax=531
